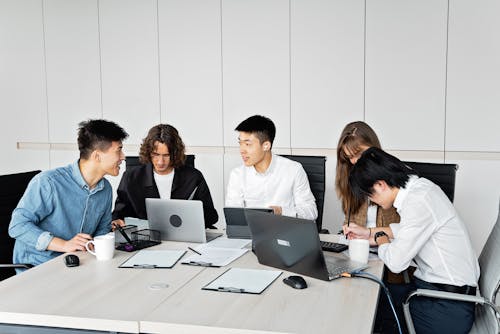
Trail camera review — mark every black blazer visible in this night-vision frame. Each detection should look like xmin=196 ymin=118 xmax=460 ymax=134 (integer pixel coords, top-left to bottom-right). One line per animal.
xmin=112 ymin=163 xmax=218 ymax=228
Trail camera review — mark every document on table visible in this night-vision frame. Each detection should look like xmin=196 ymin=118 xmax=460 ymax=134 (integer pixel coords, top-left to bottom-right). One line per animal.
xmin=205 ymin=237 xmax=251 ymax=249
xmin=181 ymin=244 xmax=248 ymax=267
xmin=203 ymin=268 xmax=282 ymax=294
xmin=119 ymin=250 xmax=186 ymax=269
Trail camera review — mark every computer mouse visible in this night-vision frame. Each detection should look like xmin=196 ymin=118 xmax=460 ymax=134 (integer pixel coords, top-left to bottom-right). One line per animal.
xmin=283 ymin=275 xmax=307 ymax=289
xmin=64 ymin=254 xmax=80 ymax=267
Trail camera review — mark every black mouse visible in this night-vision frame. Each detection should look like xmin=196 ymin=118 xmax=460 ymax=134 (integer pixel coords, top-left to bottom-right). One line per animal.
xmin=64 ymin=254 xmax=80 ymax=267
xmin=283 ymin=275 xmax=307 ymax=289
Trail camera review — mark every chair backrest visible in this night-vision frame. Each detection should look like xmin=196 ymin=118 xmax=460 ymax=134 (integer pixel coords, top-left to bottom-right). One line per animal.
xmin=280 ymin=155 xmax=326 ymax=232
xmin=471 ymin=200 xmax=500 ymax=333
xmin=126 ymin=155 xmax=195 ymax=170
xmin=403 ymin=161 xmax=458 ymax=202
xmin=478 ymin=200 xmax=500 ymax=304
xmin=0 ymin=170 xmax=41 ymax=281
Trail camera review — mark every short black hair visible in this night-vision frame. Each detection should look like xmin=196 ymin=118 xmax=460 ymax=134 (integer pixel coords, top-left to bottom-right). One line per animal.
xmin=235 ymin=115 xmax=276 ymax=147
xmin=349 ymin=147 xmax=415 ymax=200
xmin=77 ymin=119 xmax=128 ymax=159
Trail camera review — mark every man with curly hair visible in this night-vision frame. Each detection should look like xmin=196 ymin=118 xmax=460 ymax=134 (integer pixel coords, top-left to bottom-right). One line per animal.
xmin=112 ymin=124 xmax=218 ymax=228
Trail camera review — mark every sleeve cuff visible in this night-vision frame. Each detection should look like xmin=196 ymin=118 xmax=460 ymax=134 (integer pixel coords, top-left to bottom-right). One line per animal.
xmin=36 ymin=231 xmax=54 ymax=251
xmin=389 ymin=223 xmax=400 ymax=238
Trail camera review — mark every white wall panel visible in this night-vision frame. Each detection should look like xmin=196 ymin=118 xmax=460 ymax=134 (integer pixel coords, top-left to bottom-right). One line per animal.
xmin=0 ymin=0 xmax=49 ymax=174
xmin=365 ymin=0 xmax=448 ymax=151
xmin=222 ymin=0 xmax=290 ymax=148
xmin=446 ymin=0 xmax=500 ymax=152
xmin=449 ymin=158 xmax=500 ymax=255
xmin=291 ymin=0 xmax=364 ymax=148
xmin=44 ymin=0 xmax=101 ymax=142
xmin=49 ymin=150 xmax=79 ymax=169
xmin=158 ymin=0 xmax=222 ymax=147
xmin=99 ymin=0 xmax=160 ymax=143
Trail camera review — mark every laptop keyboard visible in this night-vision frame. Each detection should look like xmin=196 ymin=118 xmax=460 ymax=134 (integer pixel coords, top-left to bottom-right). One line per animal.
xmin=320 ymin=241 xmax=348 ymax=253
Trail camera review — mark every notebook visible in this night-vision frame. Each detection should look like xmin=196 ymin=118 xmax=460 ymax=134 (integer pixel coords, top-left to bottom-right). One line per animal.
xmin=223 ymin=207 xmax=274 ymax=239
xmin=245 ymin=210 xmax=367 ymax=281
xmin=145 ymin=198 xmax=222 ymax=243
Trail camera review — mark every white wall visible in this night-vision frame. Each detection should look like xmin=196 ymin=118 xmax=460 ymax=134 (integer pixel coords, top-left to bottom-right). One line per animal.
xmin=1 ymin=0 xmax=499 ymax=255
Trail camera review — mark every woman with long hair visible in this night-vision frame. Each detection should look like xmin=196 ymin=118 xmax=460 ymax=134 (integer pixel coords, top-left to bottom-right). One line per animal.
xmin=335 ymin=121 xmax=399 ymax=228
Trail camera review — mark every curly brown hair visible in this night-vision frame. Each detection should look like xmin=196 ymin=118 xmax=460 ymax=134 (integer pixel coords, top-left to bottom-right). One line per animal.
xmin=335 ymin=121 xmax=381 ymax=215
xmin=139 ymin=124 xmax=186 ymax=168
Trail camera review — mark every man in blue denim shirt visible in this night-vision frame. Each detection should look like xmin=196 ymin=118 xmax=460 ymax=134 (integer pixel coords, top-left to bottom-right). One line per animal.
xmin=9 ymin=119 xmax=128 ymax=272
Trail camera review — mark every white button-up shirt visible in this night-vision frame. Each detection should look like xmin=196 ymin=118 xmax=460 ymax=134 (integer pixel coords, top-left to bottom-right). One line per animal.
xmin=225 ymin=154 xmax=318 ymax=221
xmin=378 ymin=176 xmax=479 ymax=286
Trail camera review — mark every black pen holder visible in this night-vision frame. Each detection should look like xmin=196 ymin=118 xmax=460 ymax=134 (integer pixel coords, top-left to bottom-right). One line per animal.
xmin=115 ymin=229 xmax=161 ymax=252
xmin=114 ymin=224 xmax=138 ymax=244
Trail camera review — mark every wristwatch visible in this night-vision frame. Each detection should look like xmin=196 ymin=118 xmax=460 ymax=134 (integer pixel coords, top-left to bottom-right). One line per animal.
xmin=374 ymin=231 xmax=389 ymax=245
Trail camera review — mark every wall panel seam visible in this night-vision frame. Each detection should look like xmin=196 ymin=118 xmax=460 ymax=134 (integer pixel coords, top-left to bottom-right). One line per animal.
xmin=41 ymin=0 xmax=51 ymax=167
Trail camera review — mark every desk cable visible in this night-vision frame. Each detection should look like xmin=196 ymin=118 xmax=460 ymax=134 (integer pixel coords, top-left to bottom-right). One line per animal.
xmin=342 ymin=271 xmax=403 ymax=334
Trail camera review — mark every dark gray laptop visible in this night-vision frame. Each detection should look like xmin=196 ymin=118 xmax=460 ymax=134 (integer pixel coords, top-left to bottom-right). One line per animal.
xmin=245 ymin=210 xmax=367 ymax=281
xmin=224 ymin=207 xmax=274 ymax=239
xmin=146 ymin=198 xmax=221 ymax=243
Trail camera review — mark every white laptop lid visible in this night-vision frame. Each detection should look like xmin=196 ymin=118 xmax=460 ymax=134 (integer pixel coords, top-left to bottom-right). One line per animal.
xmin=146 ymin=198 xmax=207 ymax=243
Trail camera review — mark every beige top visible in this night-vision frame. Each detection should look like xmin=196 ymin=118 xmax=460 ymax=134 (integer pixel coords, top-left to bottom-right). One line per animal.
xmin=343 ymin=200 xmax=400 ymax=227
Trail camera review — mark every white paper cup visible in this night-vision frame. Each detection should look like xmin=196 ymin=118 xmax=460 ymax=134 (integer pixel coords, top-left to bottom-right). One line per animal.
xmin=349 ymin=239 xmax=369 ymax=264
xmin=85 ymin=233 xmax=115 ymax=261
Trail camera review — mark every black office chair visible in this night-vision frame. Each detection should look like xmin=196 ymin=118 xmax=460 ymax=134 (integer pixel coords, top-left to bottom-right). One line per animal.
xmin=403 ymin=161 xmax=458 ymax=203
xmin=280 ymin=155 xmax=327 ymax=233
xmin=126 ymin=154 xmax=195 ymax=170
xmin=0 ymin=170 xmax=40 ymax=280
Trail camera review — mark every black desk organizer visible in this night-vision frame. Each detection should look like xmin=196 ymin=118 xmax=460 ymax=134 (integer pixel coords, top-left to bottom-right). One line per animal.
xmin=115 ymin=225 xmax=161 ymax=252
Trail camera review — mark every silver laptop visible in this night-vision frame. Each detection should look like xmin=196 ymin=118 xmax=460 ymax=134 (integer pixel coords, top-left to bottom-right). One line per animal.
xmin=224 ymin=207 xmax=274 ymax=239
xmin=145 ymin=198 xmax=222 ymax=243
xmin=245 ymin=210 xmax=367 ymax=281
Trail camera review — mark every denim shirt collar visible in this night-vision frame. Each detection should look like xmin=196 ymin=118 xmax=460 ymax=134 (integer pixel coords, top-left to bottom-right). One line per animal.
xmin=70 ymin=160 xmax=105 ymax=194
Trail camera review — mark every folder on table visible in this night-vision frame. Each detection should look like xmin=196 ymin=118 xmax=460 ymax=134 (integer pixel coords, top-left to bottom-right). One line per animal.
xmin=202 ymin=267 xmax=282 ymax=294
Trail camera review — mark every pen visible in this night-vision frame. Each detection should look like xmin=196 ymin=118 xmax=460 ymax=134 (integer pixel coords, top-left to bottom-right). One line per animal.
xmin=347 ymin=205 xmax=351 ymax=228
xmin=188 ymin=261 xmax=220 ymax=268
xmin=188 ymin=246 xmax=202 ymax=255
xmin=116 ymin=225 xmax=133 ymax=244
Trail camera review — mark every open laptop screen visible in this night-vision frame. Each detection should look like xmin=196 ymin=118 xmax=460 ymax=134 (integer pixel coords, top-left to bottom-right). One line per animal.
xmin=224 ymin=207 xmax=273 ymax=239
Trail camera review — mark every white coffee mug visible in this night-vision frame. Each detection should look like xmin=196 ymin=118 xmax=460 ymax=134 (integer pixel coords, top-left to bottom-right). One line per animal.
xmin=349 ymin=239 xmax=369 ymax=264
xmin=85 ymin=233 xmax=115 ymax=261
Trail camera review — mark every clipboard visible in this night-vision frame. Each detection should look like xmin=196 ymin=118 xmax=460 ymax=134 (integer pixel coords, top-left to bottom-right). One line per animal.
xmin=181 ymin=246 xmax=248 ymax=267
xmin=202 ymin=267 xmax=282 ymax=294
xmin=119 ymin=250 xmax=186 ymax=268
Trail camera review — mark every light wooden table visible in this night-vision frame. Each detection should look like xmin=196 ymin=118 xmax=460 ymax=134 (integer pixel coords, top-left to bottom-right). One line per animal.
xmin=141 ymin=235 xmax=383 ymax=334
xmin=0 ymin=235 xmax=383 ymax=334
xmin=0 ymin=241 xmax=204 ymax=333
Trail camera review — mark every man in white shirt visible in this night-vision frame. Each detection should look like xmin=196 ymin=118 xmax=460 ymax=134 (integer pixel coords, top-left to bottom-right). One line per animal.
xmin=225 ymin=115 xmax=317 ymax=221
xmin=343 ymin=147 xmax=479 ymax=334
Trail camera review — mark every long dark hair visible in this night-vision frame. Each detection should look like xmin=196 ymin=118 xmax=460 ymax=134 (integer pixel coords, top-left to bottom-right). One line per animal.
xmin=335 ymin=121 xmax=381 ymax=214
